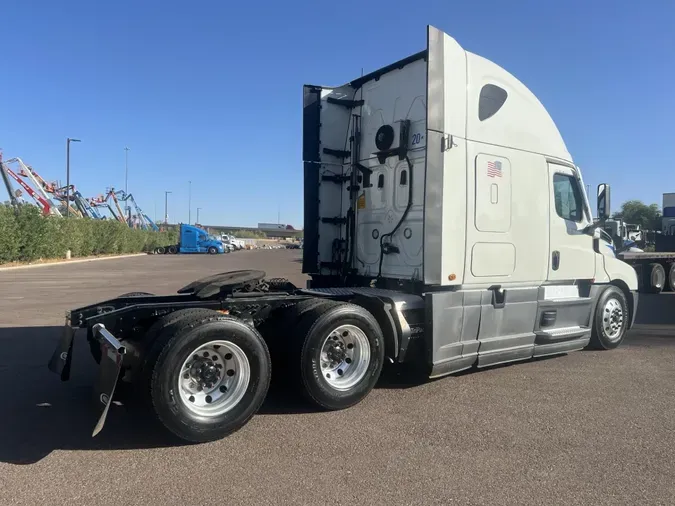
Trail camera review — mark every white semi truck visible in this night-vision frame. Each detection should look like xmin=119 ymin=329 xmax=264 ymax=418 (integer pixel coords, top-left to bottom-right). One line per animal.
xmin=49 ymin=26 xmax=638 ymax=443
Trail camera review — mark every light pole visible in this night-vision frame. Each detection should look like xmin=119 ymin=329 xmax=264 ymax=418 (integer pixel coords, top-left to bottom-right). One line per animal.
xmin=66 ymin=138 xmax=81 ymax=218
xmin=188 ymin=180 xmax=192 ymax=224
xmin=164 ymin=191 xmax=172 ymax=224
xmin=124 ymin=147 xmax=130 ymax=194
xmin=196 ymin=207 xmax=201 ymax=225
xmin=124 ymin=146 xmax=130 ymax=220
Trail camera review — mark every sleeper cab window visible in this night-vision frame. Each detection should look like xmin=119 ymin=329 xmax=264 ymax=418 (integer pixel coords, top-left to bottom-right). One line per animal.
xmin=478 ymin=84 xmax=508 ymax=121
xmin=553 ymin=173 xmax=583 ymax=222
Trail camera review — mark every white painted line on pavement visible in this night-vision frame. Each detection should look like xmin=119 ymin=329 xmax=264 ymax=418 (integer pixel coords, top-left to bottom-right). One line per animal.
xmin=0 ymin=253 xmax=148 ymax=272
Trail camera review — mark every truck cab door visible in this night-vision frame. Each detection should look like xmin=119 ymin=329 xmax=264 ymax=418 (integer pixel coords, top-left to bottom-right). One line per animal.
xmin=547 ymin=163 xmax=595 ymax=281
xmin=182 ymin=229 xmax=198 ymax=252
xmin=196 ymin=233 xmax=209 ymax=252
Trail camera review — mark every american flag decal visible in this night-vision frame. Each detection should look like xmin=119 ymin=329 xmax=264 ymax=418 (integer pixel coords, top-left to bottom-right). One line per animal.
xmin=487 ymin=160 xmax=502 ymax=178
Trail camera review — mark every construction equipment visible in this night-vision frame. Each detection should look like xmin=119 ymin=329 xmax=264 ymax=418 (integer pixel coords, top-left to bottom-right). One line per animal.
xmin=1 ymin=163 xmax=54 ymax=215
xmin=114 ymin=190 xmax=159 ymax=231
xmin=72 ymin=190 xmax=104 ymax=219
xmin=0 ymin=153 xmax=20 ymax=207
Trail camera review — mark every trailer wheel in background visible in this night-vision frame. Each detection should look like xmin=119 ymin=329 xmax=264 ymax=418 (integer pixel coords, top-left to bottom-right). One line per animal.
xmin=168 ymin=245 xmax=178 ymax=254
xmin=292 ymin=302 xmax=384 ymax=411
xmin=643 ymin=262 xmax=665 ymax=294
xmin=145 ymin=311 xmax=271 ymax=443
xmin=207 ymin=246 xmax=218 ymax=255
xmin=589 ymin=285 xmax=629 ymax=350
xmin=668 ymin=263 xmax=675 ymax=292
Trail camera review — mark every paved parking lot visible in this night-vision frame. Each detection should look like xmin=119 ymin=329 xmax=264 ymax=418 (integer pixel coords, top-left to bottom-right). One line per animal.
xmin=1 ymin=250 xmax=674 ymax=505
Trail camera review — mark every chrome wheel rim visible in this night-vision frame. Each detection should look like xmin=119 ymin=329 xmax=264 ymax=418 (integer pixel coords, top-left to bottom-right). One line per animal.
xmin=319 ymin=324 xmax=371 ymax=391
xmin=177 ymin=340 xmax=250 ymax=417
xmin=602 ymin=298 xmax=624 ymax=340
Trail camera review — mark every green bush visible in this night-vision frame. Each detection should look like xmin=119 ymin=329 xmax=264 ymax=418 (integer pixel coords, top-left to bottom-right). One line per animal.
xmin=0 ymin=204 xmax=179 ymax=264
xmin=230 ymin=229 xmax=267 ymax=239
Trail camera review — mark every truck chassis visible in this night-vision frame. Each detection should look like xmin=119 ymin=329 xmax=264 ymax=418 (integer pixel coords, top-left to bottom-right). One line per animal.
xmin=49 ymin=269 xmax=634 ymax=443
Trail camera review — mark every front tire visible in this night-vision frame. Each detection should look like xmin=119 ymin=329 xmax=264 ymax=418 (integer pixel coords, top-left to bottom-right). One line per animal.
xmin=144 ymin=311 xmax=271 ymax=443
xmin=293 ymin=302 xmax=384 ymax=411
xmin=589 ymin=285 xmax=629 ymax=350
xmin=208 ymin=246 xmax=218 ymax=254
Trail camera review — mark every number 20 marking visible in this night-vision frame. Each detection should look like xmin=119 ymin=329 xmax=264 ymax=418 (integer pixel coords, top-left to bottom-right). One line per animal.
xmin=411 ymin=133 xmax=422 ymax=145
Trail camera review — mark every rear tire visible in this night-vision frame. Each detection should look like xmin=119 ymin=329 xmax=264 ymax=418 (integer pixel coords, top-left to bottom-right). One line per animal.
xmin=668 ymin=263 xmax=675 ymax=292
xmin=156 ymin=246 xmax=166 ymax=254
xmin=589 ymin=285 xmax=629 ymax=350
xmin=643 ymin=262 xmax=665 ymax=293
xmin=144 ymin=310 xmax=271 ymax=443
xmin=259 ymin=298 xmax=335 ymax=362
xmin=168 ymin=245 xmax=178 ymax=254
xmin=292 ymin=302 xmax=384 ymax=411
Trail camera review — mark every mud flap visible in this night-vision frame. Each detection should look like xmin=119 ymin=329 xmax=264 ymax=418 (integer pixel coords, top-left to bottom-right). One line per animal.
xmin=48 ymin=321 xmax=75 ymax=381
xmin=91 ymin=323 xmax=126 ymax=437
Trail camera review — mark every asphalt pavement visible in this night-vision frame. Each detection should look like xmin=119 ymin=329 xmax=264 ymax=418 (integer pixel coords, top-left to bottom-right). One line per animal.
xmin=0 ymin=249 xmax=673 ymax=505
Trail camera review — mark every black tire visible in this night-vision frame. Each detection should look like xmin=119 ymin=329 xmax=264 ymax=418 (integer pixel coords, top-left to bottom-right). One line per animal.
xmin=668 ymin=263 xmax=675 ymax=292
xmin=208 ymin=246 xmax=218 ymax=255
xmin=168 ymin=245 xmax=178 ymax=255
xmin=643 ymin=262 xmax=665 ymax=294
xmin=143 ymin=310 xmax=271 ymax=443
xmin=292 ymin=302 xmax=384 ymax=411
xmin=116 ymin=309 xmax=223 ymax=401
xmin=156 ymin=246 xmax=166 ymax=254
xmin=589 ymin=285 xmax=630 ymax=350
xmin=259 ymin=298 xmax=336 ymax=360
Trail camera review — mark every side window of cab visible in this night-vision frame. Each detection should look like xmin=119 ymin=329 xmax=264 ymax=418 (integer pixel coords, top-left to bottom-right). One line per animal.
xmin=553 ymin=174 xmax=584 ymax=222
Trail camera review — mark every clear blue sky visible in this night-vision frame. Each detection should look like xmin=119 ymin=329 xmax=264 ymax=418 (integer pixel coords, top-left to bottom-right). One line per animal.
xmin=1 ymin=0 xmax=673 ymax=226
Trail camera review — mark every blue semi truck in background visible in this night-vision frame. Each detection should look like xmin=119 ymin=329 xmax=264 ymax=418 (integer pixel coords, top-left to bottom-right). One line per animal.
xmin=154 ymin=223 xmax=225 ymax=255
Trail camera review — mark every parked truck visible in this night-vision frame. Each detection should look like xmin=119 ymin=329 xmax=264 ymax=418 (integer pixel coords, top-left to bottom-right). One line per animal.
xmin=49 ymin=26 xmax=638 ymax=444
xmin=154 ymin=223 xmax=225 ymax=255
xmin=600 ymin=190 xmax=675 ymax=293
xmin=220 ymin=234 xmax=245 ymax=251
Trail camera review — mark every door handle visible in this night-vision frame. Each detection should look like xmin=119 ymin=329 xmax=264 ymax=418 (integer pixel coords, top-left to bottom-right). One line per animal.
xmin=552 ymin=251 xmax=560 ymax=271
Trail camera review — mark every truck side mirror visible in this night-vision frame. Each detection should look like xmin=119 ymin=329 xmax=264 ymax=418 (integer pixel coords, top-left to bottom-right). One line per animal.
xmin=597 ymin=183 xmax=611 ymax=221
